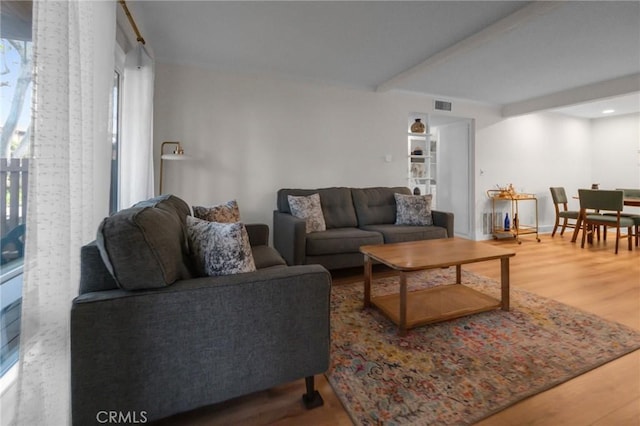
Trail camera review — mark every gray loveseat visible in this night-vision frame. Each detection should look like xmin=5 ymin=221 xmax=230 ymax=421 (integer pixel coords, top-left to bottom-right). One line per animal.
xmin=71 ymin=195 xmax=330 ymax=425
xmin=274 ymin=187 xmax=454 ymax=270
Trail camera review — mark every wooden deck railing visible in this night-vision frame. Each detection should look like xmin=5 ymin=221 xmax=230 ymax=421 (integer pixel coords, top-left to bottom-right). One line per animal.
xmin=1 ymin=158 xmax=29 ymax=238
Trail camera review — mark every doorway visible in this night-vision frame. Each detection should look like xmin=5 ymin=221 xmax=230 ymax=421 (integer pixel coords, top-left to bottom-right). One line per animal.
xmin=431 ymin=115 xmax=475 ymax=239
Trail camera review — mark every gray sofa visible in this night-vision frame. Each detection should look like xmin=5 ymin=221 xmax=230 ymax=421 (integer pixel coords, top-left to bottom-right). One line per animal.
xmin=274 ymin=186 xmax=454 ymax=270
xmin=71 ymin=195 xmax=331 ymax=425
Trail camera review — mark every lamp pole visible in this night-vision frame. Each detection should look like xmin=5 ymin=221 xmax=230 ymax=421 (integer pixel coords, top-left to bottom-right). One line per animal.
xmin=159 ymin=141 xmax=184 ymax=194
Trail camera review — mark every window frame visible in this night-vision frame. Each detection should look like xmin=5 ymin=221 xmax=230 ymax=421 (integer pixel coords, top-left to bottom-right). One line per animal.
xmin=109 ymin=44 xmax=125 ymax=214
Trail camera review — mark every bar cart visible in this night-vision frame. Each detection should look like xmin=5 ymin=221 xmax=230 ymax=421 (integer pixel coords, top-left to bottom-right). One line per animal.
xmin=487 ymin=188 xmax=540 ymax=244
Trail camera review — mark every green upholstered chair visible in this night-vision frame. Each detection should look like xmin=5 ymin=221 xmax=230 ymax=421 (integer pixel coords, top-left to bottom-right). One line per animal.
xmin=549 ymin=187 xmax=579 ymax=237
xmin=616 ymin=188 xmax=640 ymax=198
xmin=604 ymin=188 xmax=640 ymax=247
xmin=578 ymin=189 xmax=634 ymax=254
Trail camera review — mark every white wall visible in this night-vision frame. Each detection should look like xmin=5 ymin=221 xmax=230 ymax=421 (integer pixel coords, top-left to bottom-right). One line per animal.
xmin=154 ymin=63 xmax=492 ymax=227
xmin=475 ymin=112 xmax=592 ymax=237
xmin=154 ymin=63 xmax=630 ymax=240
xmin=591 ymin=112 xmax=640 ymax=189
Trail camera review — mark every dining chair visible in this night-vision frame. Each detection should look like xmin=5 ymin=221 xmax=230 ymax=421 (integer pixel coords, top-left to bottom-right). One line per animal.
xmin=549 ymin=187 xmax=579 ymax=237
xmin=619 ymin=188 xmax=640 ymax=198
xmin=603 ymin=188 xmax=640 ymax=247
xmin=578 ymin=189 xmax=634 ymax=254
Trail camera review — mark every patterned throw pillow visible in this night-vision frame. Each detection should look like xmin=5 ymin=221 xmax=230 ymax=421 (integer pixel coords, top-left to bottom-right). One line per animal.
xmin=395 ymin=193 xmax=433 ymax=226
xmin=288 ymin=193 xmax=327 ymax=233
xmin=186 ymin=216 xmax=256 ymax=276
xmin=193 ymin=199 xmax=240 ymax=223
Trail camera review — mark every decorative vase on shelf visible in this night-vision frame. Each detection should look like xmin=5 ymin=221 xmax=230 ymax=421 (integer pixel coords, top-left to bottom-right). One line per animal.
xmin=410 ymin=118 xmax=426 ymax=134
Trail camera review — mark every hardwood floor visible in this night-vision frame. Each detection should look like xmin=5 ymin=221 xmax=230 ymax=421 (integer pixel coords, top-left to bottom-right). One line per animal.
xmin=155 ymin=233 xmax=640 ymax=426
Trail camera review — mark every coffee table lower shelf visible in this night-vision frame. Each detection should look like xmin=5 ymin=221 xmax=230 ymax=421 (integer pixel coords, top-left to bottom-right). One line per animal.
xmin=370 ymin=284 xmax=501 ymax=330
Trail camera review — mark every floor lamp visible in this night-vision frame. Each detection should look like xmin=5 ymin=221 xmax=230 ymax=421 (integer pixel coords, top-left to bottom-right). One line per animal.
xmin=159 ymin=141 xmax=189 ymax=194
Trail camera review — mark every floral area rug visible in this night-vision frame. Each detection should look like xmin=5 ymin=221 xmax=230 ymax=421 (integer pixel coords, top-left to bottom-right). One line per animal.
xmin=327 ymin=268 xmax=640 ymax=426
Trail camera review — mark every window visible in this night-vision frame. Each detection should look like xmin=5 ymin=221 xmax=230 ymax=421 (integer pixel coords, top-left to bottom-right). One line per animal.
xmin=109 ymin=70 xmax=121 ymax=214
xmin=109 ymin=44 xmax=125 ymax=214
xmin=0 ymin=2 xmax=33 ymax=378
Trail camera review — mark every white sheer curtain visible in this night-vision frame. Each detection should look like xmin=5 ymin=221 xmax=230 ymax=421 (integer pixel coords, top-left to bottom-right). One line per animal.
xmin=11 ymin=1 xmax=115 ymax=425
xmin=119 ymin=43 xmax=155 ymax=208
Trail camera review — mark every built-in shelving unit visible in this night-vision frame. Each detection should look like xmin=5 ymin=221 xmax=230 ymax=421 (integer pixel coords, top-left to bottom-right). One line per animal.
xmin=407 ymin=113 xmax=436 ymax=202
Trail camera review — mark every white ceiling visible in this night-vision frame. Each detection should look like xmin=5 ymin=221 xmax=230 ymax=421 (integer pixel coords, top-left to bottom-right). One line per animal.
xmin=551 ymin=92 xmax=640 ymax=119
xmin=128 ymin=1 xmax=640 ymax=119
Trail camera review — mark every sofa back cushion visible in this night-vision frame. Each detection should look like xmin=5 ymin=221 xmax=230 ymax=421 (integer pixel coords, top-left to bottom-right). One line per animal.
xmin=134 ymin=194 xmax=191 ymax=224
xmin=96 ymin=195 xmax=194 ymax=290
xmin=352 ymin=187 xmax=411 ymax=226
xmin=277 ymin=187 xmax=357 ymax=229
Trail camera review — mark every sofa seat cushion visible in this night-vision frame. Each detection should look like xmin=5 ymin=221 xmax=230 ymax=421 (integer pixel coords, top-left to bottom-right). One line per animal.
xmin=305 ymin=228 xmax=383 ymax=256
xmin=251 ymin=245 xmax=287 ymax=269
xmin=360 ymin=224 xmax=447 ymax=244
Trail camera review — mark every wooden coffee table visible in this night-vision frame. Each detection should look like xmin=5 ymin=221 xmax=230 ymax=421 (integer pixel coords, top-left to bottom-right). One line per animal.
xmin=360 ymin=238 xmax=516 ymax=336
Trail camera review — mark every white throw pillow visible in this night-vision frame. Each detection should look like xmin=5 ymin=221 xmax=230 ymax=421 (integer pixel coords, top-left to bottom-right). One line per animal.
xmin=186 ymin=216 xmax=256 ymax=276
xmin=287 ymin=193 xmax=327 ymax=233
xmin=193 ymin=199 xmax=240 ymax=223
xmin=395 ymin=193 xmax=433 ymax=226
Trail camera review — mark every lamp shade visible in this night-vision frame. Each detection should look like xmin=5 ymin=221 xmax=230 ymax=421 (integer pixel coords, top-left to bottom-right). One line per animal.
xmin=159 ymin=141 xmax=190 ymax=194
xmin=161 ymin=154 xmax=191 ymax=160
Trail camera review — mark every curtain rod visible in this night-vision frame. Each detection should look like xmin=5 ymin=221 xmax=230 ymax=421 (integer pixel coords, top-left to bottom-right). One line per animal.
xmin=118 ymin=0 xmax=146 ymax=45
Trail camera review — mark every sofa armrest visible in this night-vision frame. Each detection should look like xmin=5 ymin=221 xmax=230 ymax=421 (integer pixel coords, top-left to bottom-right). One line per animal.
xmin=432 ymin=210 xmax=454 ymax=238
xmin=273 ymin=210 xmax=307 ymax=265
xmin=71 ymin=264 xmax=331 ymax=424
xmin=245 ymin=223 xmax=269 ymax=246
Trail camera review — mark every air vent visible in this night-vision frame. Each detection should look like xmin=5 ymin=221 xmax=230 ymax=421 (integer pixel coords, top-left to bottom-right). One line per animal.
xmin=434 ymin=100 xmax=452 ymax=112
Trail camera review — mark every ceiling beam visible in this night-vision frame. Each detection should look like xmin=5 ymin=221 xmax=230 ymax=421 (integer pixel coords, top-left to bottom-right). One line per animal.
xmin=501 ymin=73 xmax=640 ymax=117
xmin=376 ymin=1 xmax=561 ymax=93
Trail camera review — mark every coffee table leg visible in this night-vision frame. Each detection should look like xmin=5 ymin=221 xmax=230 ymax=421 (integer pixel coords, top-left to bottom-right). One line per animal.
xmin=456 ymin=264 xmax=461 ymax=284
xmin=500 ymin=257 xmax=510 ymax=311
xmin=399 ymin=271 xmax=407 ymax=336
xmin=363 ymin=255 xmax=371 ymax=308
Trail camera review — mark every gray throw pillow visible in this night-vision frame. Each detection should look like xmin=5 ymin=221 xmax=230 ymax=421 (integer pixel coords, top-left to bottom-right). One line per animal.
xmin=395 ymin=193 xmax=433 ymax=226
xmin=287 ymin=193 xmax=327 ymax=233
xmin=193 ymin=199 xmax=240 ymax=223
xmin=186 ymin=216 xmax=256 ymax=276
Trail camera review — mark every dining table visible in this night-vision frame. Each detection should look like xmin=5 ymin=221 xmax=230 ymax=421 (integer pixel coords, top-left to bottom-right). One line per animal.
xmin=570 ymin=196 xmax=640 ymax=242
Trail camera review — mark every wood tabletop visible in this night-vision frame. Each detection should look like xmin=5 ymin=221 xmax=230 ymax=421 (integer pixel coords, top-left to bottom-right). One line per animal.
xmin=624 ymin=198 xmax=640 ymax=207
xmin=360 ymin=237 xmax=516 ymax=271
